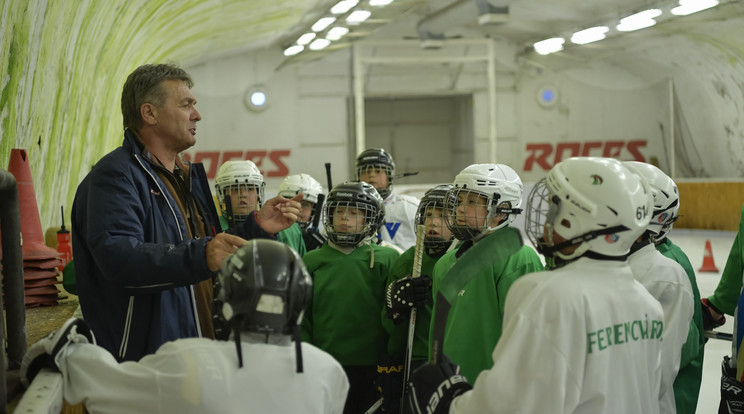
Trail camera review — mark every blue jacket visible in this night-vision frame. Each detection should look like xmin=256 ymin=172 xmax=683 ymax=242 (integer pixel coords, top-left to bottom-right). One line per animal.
xmin=71 ymin=130 xmax=269 ymax=361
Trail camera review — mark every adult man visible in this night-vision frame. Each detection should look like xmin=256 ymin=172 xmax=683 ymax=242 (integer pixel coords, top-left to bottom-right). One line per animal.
xmin=21 ymin=240 xmax=349 ymax=414
xmin=356 ymin=148 xmax=419 ymax=252
xmin=72 ymin=63 xmax=301 ymax=361
xmin=408 ymin=157 xmax=665 ymax=414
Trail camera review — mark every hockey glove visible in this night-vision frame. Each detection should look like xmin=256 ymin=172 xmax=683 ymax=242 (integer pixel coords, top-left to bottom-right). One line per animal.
xmin=702 ymin=298 xmax=726 ymax=332
xmin=303 ymin=229 xmax=327 ymax=252
xmin=720 ymin=355 xmax=744 ymax=414
xmin=408 ymin=355 xmax=472 ymax=414
xmin=376 ymin=354 xmax=404 ymax=413
xmin=385 ymin=275 xmax=432 ymax=324
xmin=20 ymin=318 xmax=95 ymax=387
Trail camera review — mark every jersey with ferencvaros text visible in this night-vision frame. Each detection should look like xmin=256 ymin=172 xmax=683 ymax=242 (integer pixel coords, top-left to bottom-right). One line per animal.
xmin=450 ymin=257 xmax=664 ymax=414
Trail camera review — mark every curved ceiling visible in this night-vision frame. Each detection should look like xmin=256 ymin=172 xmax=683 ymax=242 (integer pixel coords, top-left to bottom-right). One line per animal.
xmin=1 ymin=0 xmax=742 ymax=229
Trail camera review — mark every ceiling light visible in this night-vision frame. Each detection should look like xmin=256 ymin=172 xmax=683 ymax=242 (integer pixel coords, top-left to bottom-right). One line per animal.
xmin=326 ymin=27 xmax=350 ymax=41
xmin=346 ymin=10 xmax=371 ymax=24
xmin=309 ymin=39 xmax=332 ymax=50
xmin=616 ymin=9 xmax=662 ymax=31
xmin=570 ymin=26 xmax=609 ymax=45
xmin=533 ymin=37 xmax=565 ymax=55
xmin=283 ymin=45 xmax=304 ymax=56
xmin=370 ymin=0 xmax=394 ymax=5
xmin=296 ymin=33 xmax=316 ymax=45
xmin=671 ymin=0 xmax=719 ymax=16
xmin=331 ymin=0 xmax=359 ymax=14
xmin=312 ymin=17 xmax=336 ymax=32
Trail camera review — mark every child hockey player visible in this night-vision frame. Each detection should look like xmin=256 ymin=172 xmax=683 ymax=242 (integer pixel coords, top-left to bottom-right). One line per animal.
xmin=408 ymin=157 xmax=664 ymax=414
xmin=431 ymin=163 xmax=543 ymax=383
xmin=277 ymin=173 xmax=327 ymax=253
xmin=301 ymin=181 xmax=400 ymax=414
xmin=356 ymin=148 xmax=419 ymax=252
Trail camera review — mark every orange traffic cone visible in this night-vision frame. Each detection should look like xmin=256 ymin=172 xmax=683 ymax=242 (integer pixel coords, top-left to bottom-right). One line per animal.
xmin=699 ymin=239 xmax=720 ymax=273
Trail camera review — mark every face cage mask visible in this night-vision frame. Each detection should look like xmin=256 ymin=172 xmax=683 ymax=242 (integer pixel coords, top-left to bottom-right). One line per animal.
xmin=444 ymin=188 xmax=520 ymax=242
xmin=357 ymin=164 xmax=393 ymax=199
xmin=324 ymin=200 xmax=377 ymax=247
xmin=222 ymin=183 xmax=263 ymax=225
xmin=525 ymin=178 xmax=630 ymax=269
xmin=416 ymin=203 xmax=452 ymax=256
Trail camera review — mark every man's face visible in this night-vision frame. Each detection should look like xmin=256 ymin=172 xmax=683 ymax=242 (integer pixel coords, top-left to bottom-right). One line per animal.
xmin=424 ymin=207 xmax=452 ymax=241
xmin=359 ymin=166 xmax=388 ymax=191
xmin=299 ymin=200 xmax=314 ymax=224
xmin=333 ymin=205 xmax=366 ymax=234
xmin=228 ymin=185 xmax=259 ymax=215
xmin=152 ymin=79 xmax=201 ymax=153
xmin=456 ymin=191 xmax=489 ymax=230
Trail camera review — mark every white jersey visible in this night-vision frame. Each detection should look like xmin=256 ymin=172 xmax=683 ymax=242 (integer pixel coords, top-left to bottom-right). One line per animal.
xmin=57 ymin=336 xmax=349 ymax=414
xmin=628 ymin=242 xmax=694 ymax=414
xmin=380 ymin=193 xmax=419 ymax=251
xmin=451 ymin=258 xmax=664 ymax=414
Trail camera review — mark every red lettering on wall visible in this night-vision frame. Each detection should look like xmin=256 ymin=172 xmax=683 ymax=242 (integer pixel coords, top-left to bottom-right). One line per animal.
xmin=626 ymin=140 xmax=647 ymax=163
xmin=523 ymin=144 xmax=553 ymax=172
xmin=222 ymin=151 xmax=244 ymax=163
xmin=602 ymin=141 xmax=624 ymax=158
xmin=523 ymin=140 xmax=649 ymax=172
xmin=267 ymin=150 xmax=290 ymax=177
xmin=554 ymin=142 xmax=581 ymax=165
xmin=244 ymin=151 xmax=268 ymax=168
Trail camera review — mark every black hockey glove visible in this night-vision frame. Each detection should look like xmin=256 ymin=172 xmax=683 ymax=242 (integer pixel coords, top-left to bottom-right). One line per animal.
xmin=407 ymin=355 xmax=472 ymax=414
xmin=385 ymin=275 xmax=432 ymax=324
xmin=376 ymin=354 xmax=404 ymax=413
xmin=702 ymin=298 xmax=726 ymax=332
xmin=720 ymin=355 xmax=744 ymax=414
xmin=20 ymin=318 xmax=95 ymax=387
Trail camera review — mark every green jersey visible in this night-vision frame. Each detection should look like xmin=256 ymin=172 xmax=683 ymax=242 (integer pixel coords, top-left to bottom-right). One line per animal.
xmin=657 ymin=238 xmax=704 ymax=414
xmin=277 ymin=222 xmax=307 ymax=256
xmin=383 ymin=247 xmax=441 ymax=360
xmin=441 ymin=233 xmax=544 ymax=382
xmin=302 ymin=243 xmax=400 ymax=366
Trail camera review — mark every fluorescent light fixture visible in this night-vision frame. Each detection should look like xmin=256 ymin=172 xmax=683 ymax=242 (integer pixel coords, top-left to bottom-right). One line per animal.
xmin=331 ymin=0 xmax=358 ymax=14
xmin=346 ymin=10 xmax=371 ymax=24
xmin=283 ymin=45 xmax=304 ymax=56
xmin=326 ymin=26 xmax=350 ymax=40
xmin=296 ymin=33 xmax=316 ymax=45
xmin=370 ymin=0 xmax=394 ymax=5
xmin=671 ymin=0 xmax=719 ymax=16
xmin=312 ymin=17 xmax=336 ymax=32
xmin=570 ymin=26 xmax=609 ymax=45
xmin=309 ymin=38 xmax=332 ymax=50
xmin=616 ymin=9 xmax=662 ymax=31
xmin=533 ymin=37 xmax=565 ymax=55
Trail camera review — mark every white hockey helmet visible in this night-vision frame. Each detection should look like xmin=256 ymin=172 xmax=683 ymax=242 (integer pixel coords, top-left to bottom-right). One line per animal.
xmin=278 ymin=174 xmax=324 ymax=204
xmin=443 ymin=164 xmax=523 ymax=241
xmin=623 ymin=161 xmax=679 ymax=241
xmin=525 ymin=157 xmax=652 ymax=266
xmin=215 ymin=160 xmax=265 ymax=222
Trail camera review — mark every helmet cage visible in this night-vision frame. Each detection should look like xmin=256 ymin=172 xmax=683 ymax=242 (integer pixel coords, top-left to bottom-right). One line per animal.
xmin=415 ymin=184 xmax=454 ymax=254
xmin=323 ymin=182 xmax=384 ymax=247
xmin=215 ymin=161 xmax=265 ymax=224
xmin=356 ymin=149 xmax=395 ymax=199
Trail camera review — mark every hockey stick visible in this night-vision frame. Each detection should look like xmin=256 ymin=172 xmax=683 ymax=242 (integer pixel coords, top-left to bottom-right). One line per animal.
xmin=325 ymin=162 xmax=333 ymax=191
xmin=706 ymin=330 xmax=734 ymax=341
xmin=429 ymin=227 xmax=523 ymax=364
xmin=401 ymin=224 xmax=427 ymax=408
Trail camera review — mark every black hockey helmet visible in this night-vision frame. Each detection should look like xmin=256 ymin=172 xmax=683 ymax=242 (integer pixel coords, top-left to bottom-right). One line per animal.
xmin=215 ymin=239 xmax=312 ymax=371
xmin=323 ymin=181 xmax=385 ymax=247
xmin=415 ymin=184 xmax=455 ymax=255
xmin=355 ymin=148 xmax=395 ymax=199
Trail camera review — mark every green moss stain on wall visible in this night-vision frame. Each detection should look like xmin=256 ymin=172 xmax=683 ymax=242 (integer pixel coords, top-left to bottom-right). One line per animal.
xmin=0 ymin=0 xmax=312 ymax=231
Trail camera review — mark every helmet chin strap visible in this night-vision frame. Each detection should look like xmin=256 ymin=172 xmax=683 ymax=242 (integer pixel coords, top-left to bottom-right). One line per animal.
xmin=539 ymin=224 xmax=631 ymax=263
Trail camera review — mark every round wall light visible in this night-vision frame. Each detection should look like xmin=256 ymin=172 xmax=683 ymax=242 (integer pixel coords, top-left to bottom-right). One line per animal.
xmin=244 ymin=85 xmax=269 ymax=112
xmin=536 ymin=85 xmax=558 ymax=109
